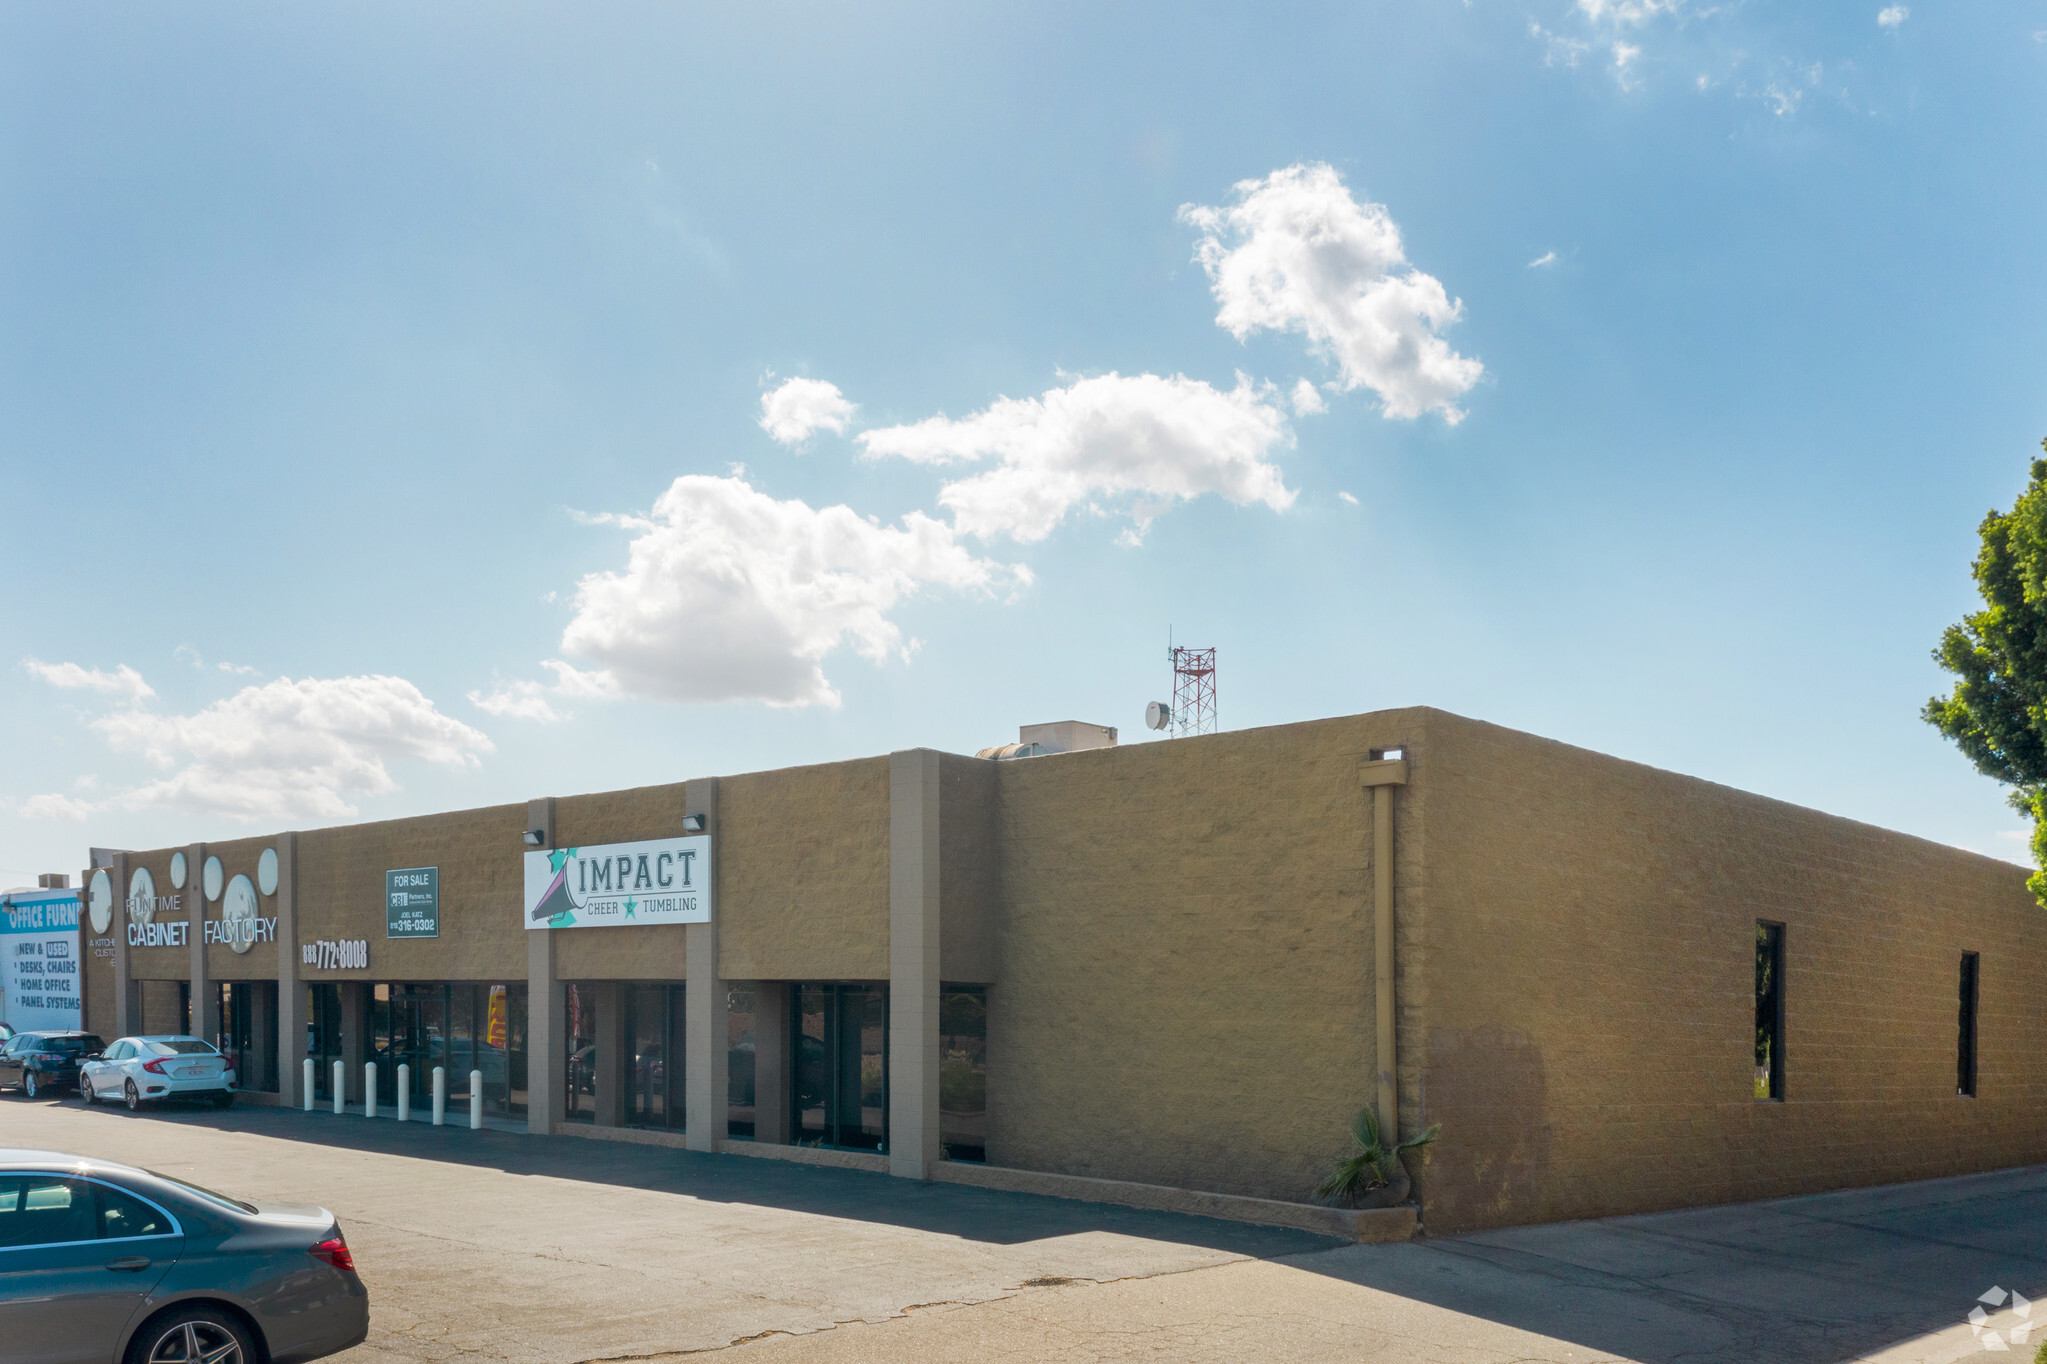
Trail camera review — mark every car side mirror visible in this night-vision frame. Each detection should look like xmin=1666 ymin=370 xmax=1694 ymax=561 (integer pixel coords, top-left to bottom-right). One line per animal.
xmin=83 ymin=1052 xmax=103 ymax=1061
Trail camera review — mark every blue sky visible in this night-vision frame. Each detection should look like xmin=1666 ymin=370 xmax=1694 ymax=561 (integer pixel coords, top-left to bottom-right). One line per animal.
xmin=4 ymin=1 xmax=2045 ymax=888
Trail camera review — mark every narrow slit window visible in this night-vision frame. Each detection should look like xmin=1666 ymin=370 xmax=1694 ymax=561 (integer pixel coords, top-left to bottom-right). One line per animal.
xmin=1958 ymin=952 xmax=1980 ymax=1098
xmin=1755 ymin=922 xmax=1785 ymax=1101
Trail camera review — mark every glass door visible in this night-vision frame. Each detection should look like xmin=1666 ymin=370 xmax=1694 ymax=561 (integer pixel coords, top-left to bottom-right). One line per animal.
xmin=793 ymin=983 xmax=887 ymax=1151
xmin=373 ymin=984 xmax=449 ymax=1109
xmin=307 ymin=984 xmax=341 ymax=1099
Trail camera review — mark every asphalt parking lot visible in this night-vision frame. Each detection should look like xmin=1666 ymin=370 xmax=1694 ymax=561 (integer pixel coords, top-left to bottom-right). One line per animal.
xmin=2 ymin=1095 xmax=2043 ymax=1363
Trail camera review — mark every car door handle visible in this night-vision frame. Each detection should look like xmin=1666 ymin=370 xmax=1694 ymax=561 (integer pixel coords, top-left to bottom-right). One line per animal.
xmin=104 ymin=1257 xmax=152 ymax=1272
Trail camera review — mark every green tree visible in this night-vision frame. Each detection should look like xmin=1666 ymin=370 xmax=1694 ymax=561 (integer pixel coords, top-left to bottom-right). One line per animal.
xmin=1924 ymin=440 xmax=2047 ymax=903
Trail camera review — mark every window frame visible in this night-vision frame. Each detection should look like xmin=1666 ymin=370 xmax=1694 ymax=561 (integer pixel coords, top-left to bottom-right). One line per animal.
xmin=1755 ymin=921 xmax=1786 ymax=1102
xmin=0 ymin=1174 xmax=183 ymax=1254
xmin=1958 ymin=951 xmax=1981 ymax=1099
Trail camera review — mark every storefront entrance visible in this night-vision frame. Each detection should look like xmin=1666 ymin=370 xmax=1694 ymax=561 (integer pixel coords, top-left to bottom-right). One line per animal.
xmin=794 ymin=982 xmax=887 ymax=1152
xmin=367 ymin=981 xmax=528 ymax=1118
xmin=215 ymin=981 xmax=278 ymax=1093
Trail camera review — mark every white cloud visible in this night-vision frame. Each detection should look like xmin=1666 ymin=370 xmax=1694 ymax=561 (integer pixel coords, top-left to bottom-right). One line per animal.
xmin=1612 ymin=41 xmax=1644 ymax=89
xmin=1337 ymin=491 xmax=1359 ymax=505
xmin=1577 ymin=0 xmax=1679 ymax=26
xmin=1531 ymin=22 xmax=1590 ymax=67
xmin=23 ymin=659 xmax=154 ymax=703
xmin=759 ymin=377 xmax=857 ymax=447
xmin=1761 ymin=82 xmax=1802 ymax=116
xmin=24 ymin=670 xmax=491 ymax=820
xmin=1290 ymin=379 xmax=1328 ymax=415
xmin=546 ymin=474 xmax=1022 ymax=708
xmin=468 ymin=679 xmax=567 ymax=723
xmin=1180 ymin=164 xmax=1484 ymax=423
xmin=217 ymin=661 xmax=258 ymax=676
xmin=859 ymin=371 xmax=1296 ymax=544
xmin=1877 ymin=4 xmax=1908 ymax=27
xmin=467 ymin=661 xmax=617 ymax=723
xmin=17 ymin=792 xmax=93 ymax=821
xmin=1528 ymin=251 xmax=1558 ymax=269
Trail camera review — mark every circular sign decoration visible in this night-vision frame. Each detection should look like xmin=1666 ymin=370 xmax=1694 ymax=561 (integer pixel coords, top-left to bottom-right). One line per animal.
xmin=169 ymin=851 xmax=187 ymax=889
xmin=203 ymin=856 xmax=223 ymax=903
xmin=221 ymin=875 xmax=259 ymax=955
xmin=127 ymin=867 xmax=157 ymax=926
xmin=88 ymin=870 xmax=113 ymax=935
xmin=257 ymin=847 xmax=279 ymax=897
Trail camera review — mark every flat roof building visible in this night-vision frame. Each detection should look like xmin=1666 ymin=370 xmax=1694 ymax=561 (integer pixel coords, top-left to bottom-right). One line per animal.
xmin=71 ymin=707 xmax=2047 ymax=1237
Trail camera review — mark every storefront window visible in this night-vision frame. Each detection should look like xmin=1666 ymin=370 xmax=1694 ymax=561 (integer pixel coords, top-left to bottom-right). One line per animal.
xmin=216 ymin=981 xmax=278 ymax=1093
xmin=728 ymin=986 xmax=755 ymax=1139
xmin=626 ymin=984 xmax=684 ymax=1130
xmin=565 ymin=984 xmax=596 ymax=1124
xmin=939 ymin=986 xmax=986 ymax=1163
xmin=793 ymin=983 xmax=887 ymax=1152
xmin=306 ymin=983 xmax=342 ymax=1099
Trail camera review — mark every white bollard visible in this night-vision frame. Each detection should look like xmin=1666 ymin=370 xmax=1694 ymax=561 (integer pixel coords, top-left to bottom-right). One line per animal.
xmin=470 ymin=1070 xmax=483 ymax=1130
xmin=365 ymin=1062 xmax=377 ymax=1120
xmin=396 ymin=1064 xmax=410 ymax=1122
xmin=332 ymin=1060 xmax=345 ymax=1115
xmin=432 ymin=1067 xmax=446 ymax=1126
xmin=303 ymin=1058 xmax=315 ymax=1112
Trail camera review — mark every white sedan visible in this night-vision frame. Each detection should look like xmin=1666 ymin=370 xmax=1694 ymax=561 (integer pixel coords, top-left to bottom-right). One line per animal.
xmin=80 ymin=1034 xmax=238 ymax=1110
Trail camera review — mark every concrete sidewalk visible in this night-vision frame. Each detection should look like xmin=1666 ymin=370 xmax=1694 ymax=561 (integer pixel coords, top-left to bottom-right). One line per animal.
xmin=2 ymin=1097 xmax=2040 ymax=1362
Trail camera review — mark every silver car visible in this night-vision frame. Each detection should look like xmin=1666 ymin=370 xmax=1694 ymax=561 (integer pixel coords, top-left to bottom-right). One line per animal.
xmin=79 ymin=1037 xmax=236 ymax=1111
xmin=0 ymin=1149 xmax=369 ymax=1363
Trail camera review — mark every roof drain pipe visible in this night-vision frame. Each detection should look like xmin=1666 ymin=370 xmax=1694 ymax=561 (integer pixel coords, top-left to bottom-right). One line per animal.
xmin=1361 ymin=749 xmax=1409 ymax=1147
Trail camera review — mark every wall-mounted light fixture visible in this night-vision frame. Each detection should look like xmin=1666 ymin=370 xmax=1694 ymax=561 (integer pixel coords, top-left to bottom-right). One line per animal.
xmin=682 ymin=813 xmax=707 ymax=833
xmin=522 ymin=829 xmax=546 ymax=847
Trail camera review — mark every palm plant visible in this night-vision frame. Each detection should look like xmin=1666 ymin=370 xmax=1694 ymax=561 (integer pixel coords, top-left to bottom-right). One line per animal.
xmin=1314 ymin=1107 xmax=1440 ymax=1208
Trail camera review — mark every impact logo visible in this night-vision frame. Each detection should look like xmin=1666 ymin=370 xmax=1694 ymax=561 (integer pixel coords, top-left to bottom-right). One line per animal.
xmin=1968 ymin=1286 xmax=2032 ymax=1351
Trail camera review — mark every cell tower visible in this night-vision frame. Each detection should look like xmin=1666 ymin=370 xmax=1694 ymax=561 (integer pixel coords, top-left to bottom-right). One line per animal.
xmin=1168 ymin=643 xmax=1217 ymax=738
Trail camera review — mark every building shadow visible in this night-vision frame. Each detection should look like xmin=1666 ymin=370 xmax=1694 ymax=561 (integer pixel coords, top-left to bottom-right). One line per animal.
xmin=1290 ymin=1164 xmax=2047 ymax=1364
xmin=97 ymin=1100 xmax=1341 ymax=1258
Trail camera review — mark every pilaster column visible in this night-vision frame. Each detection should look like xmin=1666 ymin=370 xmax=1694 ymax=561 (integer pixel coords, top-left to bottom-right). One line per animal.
xmin=888 ymin=748 xmax=941 ymax=1179
xmin=684 ymin=778 xmax=725 ymax=1152
xmin=276 ymin=833 xmax=304 ymax=1106
xmin=112 ymin=853 xmax=136 ymax=1037
xmin=526 ymin=797 xmax=564 ymax=1136
xmin=188 ymin=843 xmax=215 ymax=1045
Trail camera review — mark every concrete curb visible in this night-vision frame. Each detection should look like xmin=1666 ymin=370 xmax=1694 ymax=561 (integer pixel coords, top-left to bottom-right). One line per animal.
xmin=931 ymin=1161 xmax=1417 ymax=1242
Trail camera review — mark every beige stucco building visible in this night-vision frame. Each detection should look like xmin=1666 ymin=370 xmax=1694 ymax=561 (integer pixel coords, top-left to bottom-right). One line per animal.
xmin=69 ymin=707 xmax=2047 ymax=1237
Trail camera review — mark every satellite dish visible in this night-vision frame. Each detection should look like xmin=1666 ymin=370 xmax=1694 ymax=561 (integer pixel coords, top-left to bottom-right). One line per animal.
xmin=1145 ymin=701 xmax=1171 ymax=731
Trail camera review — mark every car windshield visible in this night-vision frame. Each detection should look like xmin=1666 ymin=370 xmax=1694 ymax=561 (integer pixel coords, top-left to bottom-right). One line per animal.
xmin=147 ymin=1039 xmax=218 ymax=1056
xmin=145 ymin=1170 xmax=258 ymax=1215
xmin=37 ymin=1037 xmax=101 ymax=1054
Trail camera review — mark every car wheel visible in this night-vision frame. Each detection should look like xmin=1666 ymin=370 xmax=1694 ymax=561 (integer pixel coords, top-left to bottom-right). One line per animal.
xmin=125 ymin=1079 xmax=141 ymax=1112
xmin=213 ymin=1091 xmax=235 ymax=1110
xmin=80 ymin=1075 xmax=95 ymax=1104
xmin=22 ymin=1071 xmax=37 ymax=1100
xmin=126 ymin=1306 xmax=255 ymax=1364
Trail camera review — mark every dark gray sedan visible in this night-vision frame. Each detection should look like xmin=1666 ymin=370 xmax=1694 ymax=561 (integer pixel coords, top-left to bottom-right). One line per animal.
xmin=0 ymin=1149 xmax=368 ymax=1363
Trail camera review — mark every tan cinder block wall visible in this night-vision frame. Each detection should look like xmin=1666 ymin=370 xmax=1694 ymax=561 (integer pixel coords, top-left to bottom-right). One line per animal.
xmin=123 ymin=849 xmax=187 ymax=982
xmin=82 ymin=919 xmax=116 ymax=1040
xmin=986 ymin=709 xmax=1429 ymax=1204
xmin=719 ymin=756 xmax=890 ymax=981
xmin=296 ymin=804 xmax=530 ymax=984
xmin=939 ymin=754 xmax=997 ymax=984
xmin=1415 ymin=710 xmax=2047 ymax=1235
xmin=554 ymin=781 xmax=692 ymax=980
xmin=205 ymin=835 xmax=288 ymax=980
